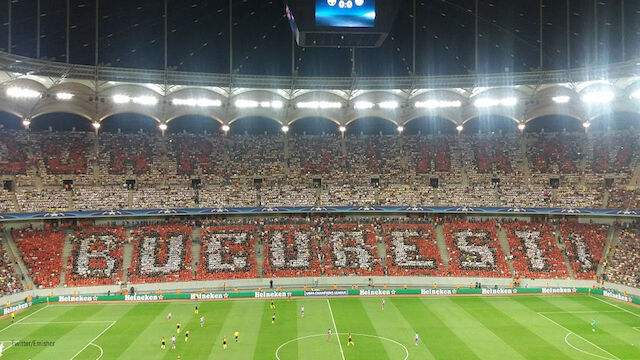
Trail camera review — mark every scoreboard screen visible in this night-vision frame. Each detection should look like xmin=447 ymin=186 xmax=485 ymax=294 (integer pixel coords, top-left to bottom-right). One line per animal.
xmin=315 ymin=0 xmax=376 ymax=28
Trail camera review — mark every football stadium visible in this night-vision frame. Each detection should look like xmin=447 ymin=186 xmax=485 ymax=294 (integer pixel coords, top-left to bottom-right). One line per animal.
xmin=0 ymin=0 xmax=640 ymax=359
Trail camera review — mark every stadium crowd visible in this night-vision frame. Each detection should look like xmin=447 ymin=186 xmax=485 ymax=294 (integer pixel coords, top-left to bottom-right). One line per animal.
xmin=0 ymin=130 xmax=636 ymax=213
xmin=2 ymin=216 xmax=639 ymax=290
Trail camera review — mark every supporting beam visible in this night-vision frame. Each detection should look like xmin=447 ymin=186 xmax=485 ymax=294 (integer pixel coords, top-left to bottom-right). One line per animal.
xmin=66 ymin=0 xmax=70 ymax=63
xmin=36 ymin=0 xmax=41 ymax=59
xmin=7 ymin=0 xmax=11 ymax=54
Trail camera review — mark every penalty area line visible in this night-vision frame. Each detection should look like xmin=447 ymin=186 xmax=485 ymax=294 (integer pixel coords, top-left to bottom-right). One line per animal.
xmin=70 ymin=320 xmax=116 ymax=360
xmin=537 ymin=312 xmax=620 ymax=360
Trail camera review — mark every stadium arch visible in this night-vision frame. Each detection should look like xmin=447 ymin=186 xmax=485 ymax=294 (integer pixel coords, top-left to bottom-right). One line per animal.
xmin=288 ymin=116 xmax=340 ymax=135
xmin=525 ymin=115 xmax=584 ymax=133
xmin=29 ymin=112 xmax=94 ymax=132
xmin=166 ymin=115 xmax=223 ymax=134
xmin=166 ymin=113 xmax=224 ymax=125
xmin=229 ymin=116 xmax=282 ymax=135
xmin=590 ymin=112 xmax=640 ymax=131
xmin=402 ymin=116 xmax=458 ymax=135
xmin=345 ymin=116 xmax=398 ymax=135
xmin=99 ymin=112 xmax=162 ymax=133
xmin=0 ymin=110 xmax=22 ymax=129
xmin=462 ymin=115 xmax=518 ymax=134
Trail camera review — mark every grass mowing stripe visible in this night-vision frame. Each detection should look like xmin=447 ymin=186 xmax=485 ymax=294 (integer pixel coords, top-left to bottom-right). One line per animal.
xmin=328 ymin=297 xmax=398 ymax=359
xmin=513 ymin=296 xmax=634 ymax=359
xmin=293 ymin=298 xmax=342 ymax=360
xmin=70 ymin=320 xmax=116 ymax=359
xmin=391 ymin=297 xmax=477 ymax=359
xmin=4 ymin=305 xmax=98 ymax=359
xmin=95 ymin=302 xmax=170 ymax=359
xmin=451 ymin=296 xmax=563 ymax=359
xmin=435 ymin=298 xmax=527 ymax=359
xmin=588 ymin=295 xmax=640 ymax=319
xmin=327 ymin=298 xmax=346 ymax=360
xmin=360 ymin=297 xmax=436 ymax=360
xmin=213 ymin=299 xmax=265 ymax=359
xmin=253 ymin=299 xmax=298 ymax=360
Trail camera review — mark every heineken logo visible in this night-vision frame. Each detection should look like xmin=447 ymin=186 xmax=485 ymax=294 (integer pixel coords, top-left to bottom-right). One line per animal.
xmin=541 ymin=288 xmax=576 ymax=294
xmin=191 ymin=293 xmax=229 ymax=300
xmin=3 ymin=302 xmax=30 ymax=315
xmin=125 ymin=294 xmax=163 ymax=301
xmin=360 ymin=289 xmax=396 ymax=296
xmin=59 ymin=295 xmax=97 ymax=302
xmin=603 ymin=290 xmax=632 ymax=303
xmin=420 ymin=289 xmax=455 ymax=296
xmin=481 ymin=288 xmax=517 ymax=295
xmin=254 ymin=291 xmax=288 ymax=298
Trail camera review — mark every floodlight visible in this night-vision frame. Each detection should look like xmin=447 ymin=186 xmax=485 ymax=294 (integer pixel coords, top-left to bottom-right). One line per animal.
xmin=159 ymin=123 xmax=168 ymax=131
xmin=56 ymin=92 xmax=74 ymax=100
xmin=7 ymin=87 xmax=40 ymax=99
xmin=581 ymin=91 xmax=614 ymax=104
xmin=354 ymin=101 xmax=375 ymax=110
xmin=379 ymin=101 xmax=399 ymax=109
xmin=552 ymin=96 xmax=571 ymax=104
xmin=92 ymin=122 xmax=101 ymax=130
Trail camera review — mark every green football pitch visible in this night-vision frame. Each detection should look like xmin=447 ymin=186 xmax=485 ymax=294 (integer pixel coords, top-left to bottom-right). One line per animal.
xmin=1 ymin=294 xmax=639 ymax=359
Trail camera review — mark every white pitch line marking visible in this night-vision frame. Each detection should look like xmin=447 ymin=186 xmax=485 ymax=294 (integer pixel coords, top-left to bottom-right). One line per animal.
xmin=70 ymin=320 xmax=116 ymax=360
xmin=90 ymin=342 xmax=104 ymax=360
xmin=0 ymin=305 xmax=49 ymax=334
xmin=589 ymin=295 xmax=640 ymax=319
xmin=327 ymin=299 xmax=346 ymax=360
xmin=538 ymin=311 xmax=624 ymax=314
xmin=17 ymin=321 xmax=114 ymax=325
xmin=274 ymin=333 xmax=408 ymax=360
xmin=564 ymin=333 xmax=616 ymax=360
xmin=538 ymin=312 xmax=620 ymax=360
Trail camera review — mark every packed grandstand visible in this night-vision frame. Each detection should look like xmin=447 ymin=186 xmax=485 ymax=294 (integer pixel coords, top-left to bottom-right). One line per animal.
xmin=0 ymin=125 xmax=639 ymax=298
xmin=0 ymin=130 xmax=637 ymax=212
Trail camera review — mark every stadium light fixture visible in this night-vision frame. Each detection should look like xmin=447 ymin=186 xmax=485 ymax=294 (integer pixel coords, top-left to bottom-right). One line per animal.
xmin=113 ymin=95 xmax=158 ymax=105
xmin=281 ymin=125 xmax=290 ymax=133
xmin=234 ymin=99 xmax=283 ymax=109
xmin=630 ymin=90 xmax=640 ymax=100
xmin=378 ymin=101 xmax=399 ymax=110
xmin=221 ymin=124 xmax=231 ymax=132
xmin=551 ymin=96 xmax=571 ymax=104
xmin=92 ymin=122 xmax=101 ymax=130
xmin=456 ymin=125 xmax=464 ymax=132
xmin=354 ymin=101 xmax=375 ymax=110
xmin=397 ymin=126 xmax=405 ymax=133
xmin=235 ymin=99 xmax=259 ymax=108
xmin=133 ymin=96 xmax=158 ymax=106
xmin=581 ymin=90 xmax=614 ymax=104
xmin=56 ymin=92 xmax=74 ymax=100
xmin=518 ymin=123 xmax=526 ymax=131
xmin=22 ymin=119 xmax=31 ymax=127
xmin=414 ymin=100 xmax=462 ymax=109
xmin=339 ymin=126 xmax=347 ymax=133
xmin=296 ymin=101 xmax=342 ymax=109
xmin=172 ymin=98 xmax=222 ymax=107
xmin=473 ymin=97 xmax=517 ymax=108
xmin=7 ymin=87 xmax=41 ymax=99
xmin=159 ymin=123 xmax=168 ymax=131
xmin=582 ymin=122 xmax=591 ymax=129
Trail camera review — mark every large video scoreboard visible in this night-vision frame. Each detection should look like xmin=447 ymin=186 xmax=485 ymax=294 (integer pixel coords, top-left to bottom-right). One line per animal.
xmin=285 ymin=0 xmax=398 ymax=48
xmin=315 ymin=0 xmax=376 ymax=28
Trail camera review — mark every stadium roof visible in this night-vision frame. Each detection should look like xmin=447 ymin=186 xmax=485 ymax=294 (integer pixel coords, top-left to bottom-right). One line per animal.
xmin=0 ymin=0 xmax=638 ymax=77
